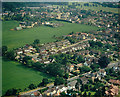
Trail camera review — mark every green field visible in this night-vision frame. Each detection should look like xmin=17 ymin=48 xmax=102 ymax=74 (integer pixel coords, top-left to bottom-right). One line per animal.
xmin=2 ymin=58 xmax=54 ymax=95
xmin=2 ymin=21 xmax=99 ymax=50
xmin=68 ymin=2 xmax=119 ymax=13
xmin=0 ymin=57 xmax=2 ymax=96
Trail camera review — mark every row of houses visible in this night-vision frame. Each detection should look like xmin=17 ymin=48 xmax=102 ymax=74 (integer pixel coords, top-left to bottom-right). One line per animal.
xmin=15 ymin=22 xmax=38 ymax=30
xmin=43 ymin=80 xmax=77 ymax=96
xmin=15 ymin=39 xmax=89 ymax=64
xmin=58 ymin=40 xmax=90 ymax=53
xmin=44 ymin=22 xmax=64 ymax=28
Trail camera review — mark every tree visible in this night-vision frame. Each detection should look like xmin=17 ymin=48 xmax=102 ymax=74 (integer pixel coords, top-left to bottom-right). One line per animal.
xmin=62 ymin=56 xmax=70 ymax=73
xmin=83 ymin=91 xmax=87 ymax=97
xmin=105 ymin=44 xmax=112 ymax=49
xmin=98 ymin=56 xmax=110 ymax=68
xmin=95 ymin=89 xmax=102 ymax=97
xmin=79 ymin=66 xmax=91 ymax=73
xmin=54 ymin=77 xmax=65 ymax=86
xmin=41 ymin=78 xmax=49 ymax=86
xmin=90 ymin=64 xmax=100 ymax=72
xmin=2 ymin=46 xmax=7 ymax=56
xmin=64 ymin=73 xmax=69 ymax=79
xmin=96 ymin=41 xmax=103 ymax=47
xmin=81 ymin=84 xmax=85 ymax=92
xmin=6 ymin=50 xmax=15 ymax=60
xmin=33 ymin=39 xmax=40 ymax=45
xmin=27 ymin=60 xmax=34 ymax=67
xmin=28 ymin=84 xmax=36 ymax=90
xmin=88 ymin=92 xmax=91 ymax=97
xmin=77 ymin=55 xmax=85 ymax=63
xmin=75 ymin=79 xmax=82 ymax=91
xmin=22 ymin=56 xmax=32 ymax=65
xmin=5 ymin=88 xmax=18 ymax=96
xmin=102 ymin=86 xmax=105 ymax=96
xmin=46 ymin=63 xmax=64 ymax=77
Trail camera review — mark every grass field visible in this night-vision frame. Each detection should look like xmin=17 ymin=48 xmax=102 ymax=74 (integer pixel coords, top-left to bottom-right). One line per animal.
xmin=2 ymin=58 xmax=55 ymax=95
xmin=0 ymin=57 xmax=2 ymax=96
xmin=2 ymin=21 xmax=99 ymax=50
xmin=68 ymin=2 xmax=119 ymax=13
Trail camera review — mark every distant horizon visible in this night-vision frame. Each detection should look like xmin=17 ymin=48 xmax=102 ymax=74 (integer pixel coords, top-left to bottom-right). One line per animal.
xmin=1 ymin=0 xmax=120 ymax=2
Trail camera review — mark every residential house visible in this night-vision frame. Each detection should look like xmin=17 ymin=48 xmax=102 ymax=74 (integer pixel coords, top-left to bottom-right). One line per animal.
xmin=69 ymin=65 xmax=74 ymax=72
xmin=15 ymin=27 xmax=22 ymax=30
xmin=105 ymin=84 xmax=119 ymax=96
xmin=80 ymin=76 xmax=89 ymax=85
xmin=67 ymin=80 xmax=77 ymax=90
xmin=30 ymin=91 xmax=42 ymax=97
xmin=76 ymin=63 xmax=83 ymax=68
xmin=98 ymin=69 xmax=106 ymax=77
xmin=109 ymin=79 xmax=120 ymax=86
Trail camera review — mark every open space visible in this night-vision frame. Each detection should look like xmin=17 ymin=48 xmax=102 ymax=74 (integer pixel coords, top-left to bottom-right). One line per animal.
xmin=2 ymin=21 xmax=99 ymax=50
xmin=2 ymin=58 xmax=55 ymax=95
xmin=68 ymin=2 xmax=119 ymax=13
xmin=2 ymin=20 xmax=99 ymax=95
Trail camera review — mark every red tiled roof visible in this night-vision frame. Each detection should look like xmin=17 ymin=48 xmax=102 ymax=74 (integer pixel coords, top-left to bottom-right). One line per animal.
xmin=105 ymin=84 xmax=119 ymax=96
xmin=109 ymin=79 xmax=120 ymax=85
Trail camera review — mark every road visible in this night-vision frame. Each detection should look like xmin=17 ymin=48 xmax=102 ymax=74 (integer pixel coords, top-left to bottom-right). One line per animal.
xmin=107 ymin=61 xmax=120 ymax=68
xmin=67 ymin=75 xmax=79 ymax=82
xmin=67 ymin=71 xmax=91 ymax=82
xmin=20 ymin=70 xmax=92 ymax=95
xmin=57 ymin=39 xmax=91 ymax=53
xmin=19 ymin=83 xmax=54 ymax=95
xmin=20 ymin=75 xmax=81 ymax=95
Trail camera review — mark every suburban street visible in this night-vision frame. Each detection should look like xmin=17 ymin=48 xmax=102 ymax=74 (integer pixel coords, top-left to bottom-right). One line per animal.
xmin=19 ymin=83 xmax=54 ymax=95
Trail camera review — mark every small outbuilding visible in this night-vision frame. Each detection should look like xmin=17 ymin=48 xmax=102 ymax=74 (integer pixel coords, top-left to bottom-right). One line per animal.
xmin=15 ymin=27 xmax=22 ymax=30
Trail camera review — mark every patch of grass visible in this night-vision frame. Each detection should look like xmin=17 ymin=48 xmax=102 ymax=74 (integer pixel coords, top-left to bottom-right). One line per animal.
xmin=2 ymin=21 xmax=99 ymax=50
xmin=81 ymin=91 xmax=96 ymax=95
xmin=2 ymin=58 xmax=54 ymax=95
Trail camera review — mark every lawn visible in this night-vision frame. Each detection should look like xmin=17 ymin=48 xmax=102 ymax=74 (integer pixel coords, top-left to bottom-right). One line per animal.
xmin=2 ymin=21 xmax=99 ymax=50
xmin=2 ymin=58 xmax=54 ymax=95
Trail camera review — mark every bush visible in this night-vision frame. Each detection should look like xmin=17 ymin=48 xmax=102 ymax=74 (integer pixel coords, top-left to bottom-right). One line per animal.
xmin=28 ymin=84 xmax=37 ymax=90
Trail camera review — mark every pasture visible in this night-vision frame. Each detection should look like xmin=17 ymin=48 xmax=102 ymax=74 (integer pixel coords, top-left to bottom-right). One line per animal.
xmin=2 ymin=21 xmax=99 ymax=50
xmin=68 ymin=2 xmax=119 ymax=13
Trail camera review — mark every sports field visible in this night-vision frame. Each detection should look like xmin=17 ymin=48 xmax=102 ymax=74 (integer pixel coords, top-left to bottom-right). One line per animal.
xmin=2 ymin=58 xmax=54 ymax=95
xmin=2 ymin=21 xmax=99 ymax=50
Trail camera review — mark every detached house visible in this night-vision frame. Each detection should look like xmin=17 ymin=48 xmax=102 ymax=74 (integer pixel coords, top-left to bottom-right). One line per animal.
xmin=109 ymin=79 xmax=120 ymax=86
xmin=105 ymin=84 xmax=119 ymax=96
xmin=98 ymin=69 xmax=106 ymax=77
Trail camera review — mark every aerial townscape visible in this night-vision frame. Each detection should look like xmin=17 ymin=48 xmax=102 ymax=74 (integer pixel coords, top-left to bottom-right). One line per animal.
xmin=1 ymin=2 xmax=120 ymax=97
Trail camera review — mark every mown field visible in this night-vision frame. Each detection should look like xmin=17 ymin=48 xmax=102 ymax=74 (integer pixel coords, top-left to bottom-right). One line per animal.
xmin=2 ymin=58 xmax=55 ymax=95
xmin=2 ymin=21 xmax=99 ymax=50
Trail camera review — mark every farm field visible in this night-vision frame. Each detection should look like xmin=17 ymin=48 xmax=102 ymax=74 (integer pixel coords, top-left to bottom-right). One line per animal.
xmin=2 ymin=21 xmax=99 ymax=50
xmin=2 ymin=58 xmax=55 ymax=95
